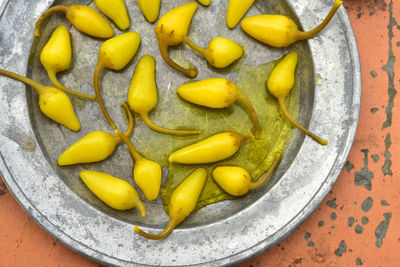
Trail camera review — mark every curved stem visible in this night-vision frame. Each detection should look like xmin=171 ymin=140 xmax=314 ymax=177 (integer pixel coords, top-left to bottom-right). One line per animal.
xmin=93 ymin=62 xmax=116 ymax=129
xmin=121 ymin=102 xmax=134 ymax=137
xmin=249 ymin=152 xmax=282 ymax=190
xmin=135 ymin=200 xmax=146 ymax=217
xmin=183 ymin=36 xmax=207 ymax=57
xmin=278 ymin=97 xmax=327 ymax=145
xmin=140 ymin=112 xmax=201 ymax=136
xmin=158 ymin=40 xmax=198 ymax=79
xmin=0 ymin=68 xmax=47 ymax=95
xmin=296 ymin=0 xmax=342 ymax=40
xmin=236 ymin=91 xmax=261 ymax=139
xmin=134 ymin=219 xmax=178 ymax=240
xmin=48 ymin=70 xmax=96 ymax=100
xmin=114 ymin=129 xmax=143 ymax=162
xmin=34 ymin=5 xmax=69 ymax=37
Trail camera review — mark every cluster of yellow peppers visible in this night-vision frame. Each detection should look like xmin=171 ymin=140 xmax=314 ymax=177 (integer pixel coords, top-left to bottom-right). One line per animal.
xmin=0 ymin=0 xmax=342 ymax=240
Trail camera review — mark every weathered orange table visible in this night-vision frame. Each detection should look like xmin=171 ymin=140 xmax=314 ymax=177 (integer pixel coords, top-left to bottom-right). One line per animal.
xmin=1 ymin=1 xmax=399 ymax=266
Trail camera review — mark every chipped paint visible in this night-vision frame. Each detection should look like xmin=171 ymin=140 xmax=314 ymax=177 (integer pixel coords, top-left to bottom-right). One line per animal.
xmin=370 ymin=71 xmax=377 ymax=77
xmin=355 ymin=225 xmax=364 ymax=234
xmin=371 ymin=154 xmax=380 ymax=162
xmin=348 ymin=217 xmax=355 ymax=227
xmin=334 ymin=241 xmax=347 ymax=257
xmin=361 ymin=197 xmax=373 ymax=212
xmin=330 ymin=212 xmax=337 ymax=220
xmin=318 ymin=220 xmax=324 ymax=227
xmin=326 ymin=199 xmax=337 ymax=209
xmin=370 ymin=107 xmax=379 ymax=113
xmin=382 ymin=134 xmax=393 ymax=176
xmin=380 ymin=200 xmax=390 ymax=206
xmin=361 ymin=217 xmax=369 ymax=225
xmin=375 ymin=213 xmax=392 ymax=248
xmin=344 ymin=161 xmax=354 ymax=172
xmin=382 ymin=0 xmax=398 ymax=129
xmin=356 ymin=258 xmax=363 ymax=265
xmin=354 ymin=149 xmax=374 ymax=190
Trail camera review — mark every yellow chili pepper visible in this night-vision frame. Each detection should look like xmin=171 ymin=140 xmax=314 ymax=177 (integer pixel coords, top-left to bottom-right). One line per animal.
xmin=226 ymin=0 xmax=255 ymax=29
xmin=0 ymin=69 xmax=80 ymax=131
xmin=241 ymin=0 xmax=343 ymax=47
xmin=34 ymin=4 xmax=114 ymax=38
xmin=115 ymin=130 xmax=162 ymax=201
xmin=212 ymin=152 xmax=281 ymax=196
xmin=134 ymin=168 xmax=207 ymax=240
xmin=40 ymin=25 xmax=95 ymax=100
xmin=137 ymin=0 xmax=160 ymax=23
xmin=128 ymin=55 xmax=200 ymax=136
xmin=183 ymin=36 xmax=244 ymax=68
xmin=198 ymin=0 xmax=211 ymax=6
xmin=177 ymin=78 xmax=261 ymax=139
xmin=80 ymin=170 xmax=146 ymax=215
xmin=94 ymin=0 xmax=130 ymax=30
xmin=93 ymin=32 xmax=141 ymax=129
xmin=267 ymin=52 xmax=327 ymax=145
xmin=58 ymin=102 xmax=134 ymax=166
xmin=169 ymin=132 xmax=250 ymax=164
xmin=155 ymin=2 xmax=198 ymax=78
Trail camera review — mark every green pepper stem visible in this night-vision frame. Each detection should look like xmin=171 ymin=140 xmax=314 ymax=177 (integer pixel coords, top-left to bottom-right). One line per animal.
xmin=140 ymin=112 xmax=201 ymax=136
xmin=183 ymin=36 xmax=207 ymax=57
xmin=278 ymin=97 xmax=327 ymax=145
xmin=121 ymin=102 xmax=134 ymax=137
xmin=0 ymin=68 xmax=47 ymax=95
xmin=135 ymin=200 xmax=146 ymax=217
xmin=158 ymin=40 xmax=198 ymax=79
xmin=249 ymin=152 xmax=282 ymax=190
xmin=94 ymin=62 xmax=116 ymax=129
xmin=34 ymin=5 xmax=69 ymax=37
xmin=114 ymin=129 xmax=143 ymax=162
xmin=47 ymin=70 xmax=96 ymax=100
xmin=134 ymin=219 xmax=178 ymax=240
xmin=236 ymin=91 xmax=261 ymax=139
xmin=296 ymin=0 xmax=343 ymax=41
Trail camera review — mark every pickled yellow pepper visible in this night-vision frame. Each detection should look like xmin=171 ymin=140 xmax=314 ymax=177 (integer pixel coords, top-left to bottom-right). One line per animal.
xmin=137 ymin=0 xmax=161 ymax=23
xmin=212 ymin=152 xmax=281 ymax=196
xmin=115 ymin=130 xmax=162 ymax=201
xmin=197 ymin=0 xmax=211 ymax=7
xmin=155 ymin=2 xmax=199 ymax=78
xmin=241 ymin=0 xmax=343 ymax=47
xmin=128 ymin=55 xmax=200 ymax=136
xmin=226 ymin=0 xmax=255 ymax=29
xmin=80 ymin=170 xmax=146 ymax=215
xmin=267 ymin=52 xmax=327 ymax=145
xmin=34 ymin=4 xmax=114 ymax=38
xmin=94 ymin=0 xmax=130 ymax=30
xmin=40 ymin=25 xmax=95 ymax=100
xmin=177 ymin=78 xmax=261 ymax=139
xmin=58 ymin=102 xmax=134 ymax=166
xmin=0 ymin=69 xmax=80 ymax=131
xmin=169 ymin=132 xmax=250 ymax=164
xmin=134 ymin=168 xmax=207 ymax=240
xmin=183 ymin=36 xmax=244 ymax=68
xmin=94 ymin=32 xmax=141 ymax=129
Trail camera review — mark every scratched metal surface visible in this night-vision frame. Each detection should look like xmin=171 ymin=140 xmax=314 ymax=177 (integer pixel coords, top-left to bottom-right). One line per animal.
xmin=0 ymin=0 xmax=360 ymax=266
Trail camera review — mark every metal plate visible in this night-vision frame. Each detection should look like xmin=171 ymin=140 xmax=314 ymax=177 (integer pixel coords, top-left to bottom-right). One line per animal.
xmin=0 ymin=0 xmax=360 ymax=266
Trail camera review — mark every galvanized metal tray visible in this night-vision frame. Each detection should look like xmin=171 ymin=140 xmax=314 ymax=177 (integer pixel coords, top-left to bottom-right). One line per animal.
xmin=0 ymin=0 xmax=360 ymax=266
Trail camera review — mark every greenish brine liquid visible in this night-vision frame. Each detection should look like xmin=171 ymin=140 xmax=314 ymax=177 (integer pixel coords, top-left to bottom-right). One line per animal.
xmin=160 ymin=60 xmax=300 ymax=211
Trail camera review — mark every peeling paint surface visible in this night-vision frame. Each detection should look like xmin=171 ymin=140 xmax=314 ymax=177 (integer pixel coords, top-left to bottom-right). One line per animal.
xmin=0 ymin=0 xmax=399 ymax=266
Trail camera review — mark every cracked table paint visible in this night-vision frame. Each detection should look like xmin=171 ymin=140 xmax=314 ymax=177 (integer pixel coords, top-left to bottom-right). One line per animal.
xmin=0 ymin=0 xmax=399 ymax=266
